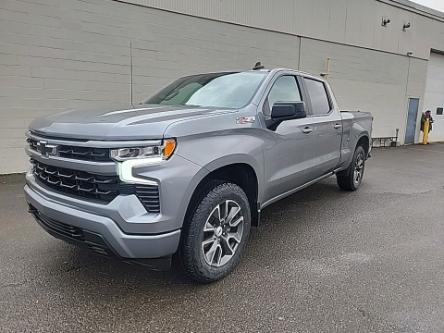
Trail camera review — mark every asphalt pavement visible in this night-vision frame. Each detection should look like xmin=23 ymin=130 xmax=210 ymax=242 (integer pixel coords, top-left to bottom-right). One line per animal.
xmin=1 ymin=144 xmax=444 ymax=333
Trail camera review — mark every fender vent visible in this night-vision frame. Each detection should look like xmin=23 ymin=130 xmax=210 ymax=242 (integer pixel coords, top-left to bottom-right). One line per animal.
xmin=135 ymin=185 xmax=160 ymax=213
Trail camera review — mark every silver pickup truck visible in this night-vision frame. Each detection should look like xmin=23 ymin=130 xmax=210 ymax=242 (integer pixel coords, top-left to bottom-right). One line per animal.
xmin=25 ymin=67 xmax=372 ymax=282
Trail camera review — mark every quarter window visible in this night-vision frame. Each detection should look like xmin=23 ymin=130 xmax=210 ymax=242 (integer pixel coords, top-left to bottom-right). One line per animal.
xmin=265 ymin=76 xmax=302 ymax=116
xmin=304 ymin=78 xmax=331 ymax=116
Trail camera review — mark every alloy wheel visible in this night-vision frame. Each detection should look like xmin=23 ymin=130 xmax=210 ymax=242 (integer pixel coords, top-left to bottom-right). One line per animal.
xmin=201 ymin=200 xmax=244 ymax=267
xmin=353 ymin=152 xmax=365 ymax=186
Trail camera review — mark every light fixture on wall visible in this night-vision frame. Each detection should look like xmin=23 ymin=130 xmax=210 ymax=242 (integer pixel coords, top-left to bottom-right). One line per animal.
xmin=381 ymin=17 xmax=391 ymax=27
xmin=403 ymin=22 xmax=411 ymax=31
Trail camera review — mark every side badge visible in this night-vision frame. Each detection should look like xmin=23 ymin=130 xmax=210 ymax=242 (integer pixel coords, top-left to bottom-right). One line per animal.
xmin=236 ymin=116 xmax=256 ymax=125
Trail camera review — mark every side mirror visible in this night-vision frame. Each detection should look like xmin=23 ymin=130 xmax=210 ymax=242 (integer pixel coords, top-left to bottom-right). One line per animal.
xmin=267 ymin=101 xmax=306 ymax=130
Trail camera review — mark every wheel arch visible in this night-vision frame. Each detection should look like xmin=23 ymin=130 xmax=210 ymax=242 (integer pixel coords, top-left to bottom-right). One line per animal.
xmin=356 ymin=133 xmax=370 ymax=156
xmin=183 ymin=160 xmax=261 ymax=229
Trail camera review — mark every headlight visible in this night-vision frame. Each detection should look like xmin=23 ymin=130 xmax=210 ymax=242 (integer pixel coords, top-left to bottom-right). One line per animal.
xmin=110 ymin=138 xmax=176 ymax=161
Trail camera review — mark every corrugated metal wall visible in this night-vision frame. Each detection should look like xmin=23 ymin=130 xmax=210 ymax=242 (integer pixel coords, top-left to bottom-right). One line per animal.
xmin=0 ymin=0 xmax=442 ymax=173
xmin=121 ymin=0 xmax=444 ymax=59
xmin=299 ymin=37 xmax=427 ymax=140
xmin=0 ymin=0 xmax=301 ymax=173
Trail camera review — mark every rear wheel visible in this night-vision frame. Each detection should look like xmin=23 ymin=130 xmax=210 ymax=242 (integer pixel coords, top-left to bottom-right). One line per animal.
xmin=336 ymin=145 xmax=366 ymax=191
xmin=180 ymin=181 xmax=251 ymax=283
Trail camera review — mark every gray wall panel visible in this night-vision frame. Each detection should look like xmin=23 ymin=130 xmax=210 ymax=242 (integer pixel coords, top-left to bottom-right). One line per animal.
xmin=299 ymin=37 xmax=427 ymax=141
xmin=122 ymin=0 xmax=444 ymax=59
xmin=0 ymin=0 xmax=441 ymax=173
xmin=0 ymin=0 xmax=300 ymax=173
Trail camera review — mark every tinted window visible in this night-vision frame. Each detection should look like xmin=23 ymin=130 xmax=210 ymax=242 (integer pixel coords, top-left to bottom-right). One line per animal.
xmin=304 ymin=78 xmax=331 ymax=115
xmin=145 ymin=72 xmax=266 ymax=109
xmin=266 ymin=76 xmax=302 ymax=115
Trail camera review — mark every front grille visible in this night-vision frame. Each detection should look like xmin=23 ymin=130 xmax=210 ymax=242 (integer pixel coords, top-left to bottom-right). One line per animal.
xmin=31 ymin=159 xmax=161 ymax=212
xmin=32 ymin=159 xmax=119 ymax=202
xmin=58 ymin=145 xmax=110 ymax=162
xmin=27 ymin=138 xmax=112 ymax=162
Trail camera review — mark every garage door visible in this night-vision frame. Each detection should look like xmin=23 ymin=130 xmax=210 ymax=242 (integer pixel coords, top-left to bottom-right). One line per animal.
xmin=423 ymin=52 xmax=444 ymax=142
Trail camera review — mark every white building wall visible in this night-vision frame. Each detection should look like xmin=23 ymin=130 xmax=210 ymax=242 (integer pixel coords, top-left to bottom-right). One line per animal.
xmin=0 ymin=0 xmax=300 ymax=173
xmin=298 ymin=38 xmax=421 ymax=140
xmin=0 ymin=0 xmax=443 ymax=173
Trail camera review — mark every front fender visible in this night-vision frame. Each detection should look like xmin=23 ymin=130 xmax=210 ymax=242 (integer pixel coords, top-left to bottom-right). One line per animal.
xmin=175 ymin=131 xmax=266 ymax=219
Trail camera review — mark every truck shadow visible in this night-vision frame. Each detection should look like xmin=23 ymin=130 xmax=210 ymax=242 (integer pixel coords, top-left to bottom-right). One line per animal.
xmin=37 ymin=178 xmax=359 ymax=311
xmin=44 ymin=179 xmax=351 ymax=276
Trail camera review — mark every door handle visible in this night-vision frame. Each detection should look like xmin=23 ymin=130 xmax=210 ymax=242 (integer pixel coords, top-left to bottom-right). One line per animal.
xmin=334 ymin=123 xmax=342 ymax=129
xmin=302 ymin=126 xmax=313 ymax=134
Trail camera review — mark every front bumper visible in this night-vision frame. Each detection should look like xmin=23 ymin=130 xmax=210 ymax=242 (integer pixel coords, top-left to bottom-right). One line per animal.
xmin=23 ymin=137 xmax=207 ymax=258
xmin=25 ymin=179 xmax=181 ymax=259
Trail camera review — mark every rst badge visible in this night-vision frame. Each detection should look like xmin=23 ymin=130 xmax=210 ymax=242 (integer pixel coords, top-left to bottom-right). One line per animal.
xmin=236 ymin=116 xmax=255 ymax=125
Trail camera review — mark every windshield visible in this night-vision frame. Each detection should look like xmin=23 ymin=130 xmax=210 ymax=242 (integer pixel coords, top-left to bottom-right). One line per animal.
xmin=145 ymin=72 xmax=267 ymax=108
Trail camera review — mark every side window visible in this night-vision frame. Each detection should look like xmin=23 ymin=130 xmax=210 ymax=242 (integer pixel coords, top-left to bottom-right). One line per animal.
xmin=304 ymin=78 xmax=331 ymax=116
xmin=264 ymin=76 xmax=302 ymax=116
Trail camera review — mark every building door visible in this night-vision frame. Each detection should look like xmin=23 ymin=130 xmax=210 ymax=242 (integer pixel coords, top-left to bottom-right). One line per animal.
xmin=422 ymin=52 xmax=444 ymax=142
xmin=405 ymin=98 xmax=419 ymax=144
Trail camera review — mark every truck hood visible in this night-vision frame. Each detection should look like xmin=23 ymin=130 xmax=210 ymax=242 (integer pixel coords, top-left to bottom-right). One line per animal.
xmin=29 ymin=104 xmax=234 ymax=140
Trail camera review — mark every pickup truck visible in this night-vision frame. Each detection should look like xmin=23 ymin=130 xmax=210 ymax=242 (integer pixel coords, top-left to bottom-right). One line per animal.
xmin=24 ymin=67 xmax=372 ymax=283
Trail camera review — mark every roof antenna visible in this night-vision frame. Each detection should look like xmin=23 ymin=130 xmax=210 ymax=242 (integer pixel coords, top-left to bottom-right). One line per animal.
xmin=253 ymin=61 xmax=264 ymax=70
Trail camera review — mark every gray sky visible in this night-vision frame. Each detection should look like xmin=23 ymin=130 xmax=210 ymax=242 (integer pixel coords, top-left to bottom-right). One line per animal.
xmin=410 ymin=0 xmax=444 ymax=12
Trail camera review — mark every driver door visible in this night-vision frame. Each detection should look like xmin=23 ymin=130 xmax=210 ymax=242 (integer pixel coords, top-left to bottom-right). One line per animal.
xmin=261 ymin=75 xmax=315 ymax=203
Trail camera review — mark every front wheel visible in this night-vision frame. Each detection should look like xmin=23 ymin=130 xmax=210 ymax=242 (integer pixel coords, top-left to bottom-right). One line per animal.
xmin=180 ymin=181 xmax=251 ymax=283
xmin=336 ymin=145 xmax=366 ymax=191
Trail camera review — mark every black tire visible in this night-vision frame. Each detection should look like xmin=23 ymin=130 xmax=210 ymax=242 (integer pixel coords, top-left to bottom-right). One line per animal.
xmin=336 ymin=145 xmax=366 ymax=191
xmin=180 ymin=181 xmax=251 ymax=283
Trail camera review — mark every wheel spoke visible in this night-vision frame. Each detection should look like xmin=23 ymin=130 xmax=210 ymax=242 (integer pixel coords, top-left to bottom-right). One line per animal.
xmin=203 ymin=220 xmax=216 ymax=232
xmin=211 ymin=205 xmax=221 ymax=222
xmin=202 ymin=237 xmax=215 ymax=248
xmin=220 ymin=236 xmax=235 ymax=255
xmin=205 ymin=241 xmax=219 ymax=264
xmin=214 ymin=245 xmax=223 ymax=266
xmin=226 ymin=205 xmax=241 ymax=225
xmin=227 ymin=231 xmax=242 ymax=244
xmin=223 ymin=201 xmax=229 ymax=220
xmin=229 ymin=215 xmax=243 ymax=227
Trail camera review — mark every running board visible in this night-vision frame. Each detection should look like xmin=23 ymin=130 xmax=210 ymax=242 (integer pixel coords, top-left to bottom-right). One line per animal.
xmin=261 ymin=172 xmax=335 ymax=209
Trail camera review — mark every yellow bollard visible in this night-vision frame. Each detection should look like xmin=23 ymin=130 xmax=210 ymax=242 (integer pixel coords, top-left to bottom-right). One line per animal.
xmin=422 ymin=118 xmax=430 ymax=145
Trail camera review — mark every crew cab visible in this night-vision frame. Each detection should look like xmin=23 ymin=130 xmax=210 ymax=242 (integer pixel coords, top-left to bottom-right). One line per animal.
xmin=25 ymin=67 xmax=372 ymax=282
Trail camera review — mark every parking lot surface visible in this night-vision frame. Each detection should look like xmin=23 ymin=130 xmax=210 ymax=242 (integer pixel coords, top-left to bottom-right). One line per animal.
xmin=1 ymin=143 xmax=444 ymax=333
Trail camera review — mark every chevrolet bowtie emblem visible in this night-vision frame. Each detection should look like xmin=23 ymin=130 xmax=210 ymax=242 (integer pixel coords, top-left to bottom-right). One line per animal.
xmin=36 ymin=141 xmax=58 ymax=158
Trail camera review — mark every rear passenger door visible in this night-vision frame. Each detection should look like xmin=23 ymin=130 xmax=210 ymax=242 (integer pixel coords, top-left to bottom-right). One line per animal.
xmin=302 ymin=77 xmax=342 ymax=178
